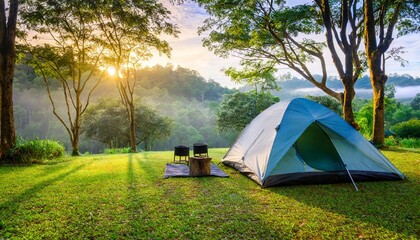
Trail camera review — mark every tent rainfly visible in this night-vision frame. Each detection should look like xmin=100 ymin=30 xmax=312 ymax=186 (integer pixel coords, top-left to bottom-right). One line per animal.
xmin=222 ymin=98 xmax=405 ymax=188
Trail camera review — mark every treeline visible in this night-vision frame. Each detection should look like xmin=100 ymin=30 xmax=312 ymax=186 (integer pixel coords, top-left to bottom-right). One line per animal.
xmin=12 ymin=62 xmax=420 ymax=154
xmin=13 ymin=64 xmax=235 ymax=153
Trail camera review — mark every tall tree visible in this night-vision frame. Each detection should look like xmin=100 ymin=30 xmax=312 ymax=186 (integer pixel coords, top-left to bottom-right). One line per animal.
xmin=363 ymin=0 xmax=419 ymax=146
xmin=82 ymin=98 xmax=173 ymax=150
xmin=315 ymin=0 xmax=364 ymax=128
xmin=0 ymin=0 xmax=18 ymax=160
xmin=93 ymin=0 xmax=179 ymax=152
xmin=197 ymin=0 xmax=363 ymax=127
xmin=21 ymin=0 xmax=106 ymax=155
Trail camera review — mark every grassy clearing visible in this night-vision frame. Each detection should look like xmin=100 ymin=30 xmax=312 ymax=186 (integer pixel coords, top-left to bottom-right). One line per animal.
xmin=0 ymin=148 xmax=418 ymax=239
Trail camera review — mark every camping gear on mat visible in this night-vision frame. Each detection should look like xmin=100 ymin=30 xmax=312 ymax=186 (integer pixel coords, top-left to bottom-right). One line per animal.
xmin=164 ymin=163 xmax=229 ymax=178
xmin=222 ymin=98 xmax=405 ymax=188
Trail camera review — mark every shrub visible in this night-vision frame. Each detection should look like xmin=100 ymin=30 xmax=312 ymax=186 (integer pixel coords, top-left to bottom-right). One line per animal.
xmin=391 ymin=119 xmax=420 ymax=138
xmin=11 ymin=138 xmax=65 ymax=163
xmin=385 ymin=136 xmax=398 ymax=147
xmin=104 ymin=147 xmax=132 ymax=154
xmin=399 ymin=138 xmax=420 ymax=148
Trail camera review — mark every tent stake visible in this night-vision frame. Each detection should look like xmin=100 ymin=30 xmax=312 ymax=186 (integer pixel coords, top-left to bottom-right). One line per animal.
xmin=344 ymin=164 xmax=359 ymax=191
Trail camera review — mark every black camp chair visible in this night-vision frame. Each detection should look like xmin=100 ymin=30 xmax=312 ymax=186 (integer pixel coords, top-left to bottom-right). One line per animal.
xmin=174 ymin=145 xmax=189 ymax=164
xmin=193 ymin=143 xmax=208 ymax=157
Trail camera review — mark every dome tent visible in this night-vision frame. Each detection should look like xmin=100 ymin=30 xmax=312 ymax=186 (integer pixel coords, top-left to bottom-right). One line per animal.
xmin=222 ymin=98 xmax=405 ymax=188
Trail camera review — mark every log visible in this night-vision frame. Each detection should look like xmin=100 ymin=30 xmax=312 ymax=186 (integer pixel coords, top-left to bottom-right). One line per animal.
xmin=189 ymin=156 xmax=212 ymax=176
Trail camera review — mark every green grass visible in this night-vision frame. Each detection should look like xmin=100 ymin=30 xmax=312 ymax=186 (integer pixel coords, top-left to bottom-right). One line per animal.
xmin=0 ymin=148 xmax=418 ymax=239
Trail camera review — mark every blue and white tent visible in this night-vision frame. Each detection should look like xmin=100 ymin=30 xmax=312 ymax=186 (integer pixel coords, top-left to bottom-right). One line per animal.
xmin=222 ymin=98 xmax=405 ymax=187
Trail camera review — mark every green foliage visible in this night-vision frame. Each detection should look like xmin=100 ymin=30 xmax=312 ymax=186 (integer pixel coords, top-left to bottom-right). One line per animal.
xmin=305 ymin=95 xmax=342 ymax=115
xmin=411 ymin=93 xmax=420 ymax=110
xmin=355 ymin=103 xmax=373 ymax=137
xmin=10 ymin=138 xmax=65 ymax=163
xmin=137 ymin=65 xmax=233 ymax=102
xmin=224 ymin=64 xmax=280 ymax=93
xmin=384 ymin=136 xmax=398 ymax=147
xmin=396 ymin=1 xmax=420 ymax=36
xmin=104 ymin=148 xmax=132 ymax=154
xmin=399 ymin=138 xmax=420 ymax=148
xmin=385 ymin=136 xmax=420 ymax=149
xmin=355 ymin=90 xmax=418 ymax=138
xmin=391 ymin=119 xmax=420 ymax=138
xmin=82 ymin=98 xmax=173 ymax=150
xmin=12 ymin=62 xmax=236 ymax=153
xmin=197 ymin=0 xmax=326 ymax=95
xmin=0 ymin=149 xmax=418 ymax=238
xmin=216 ymin=91 xmax=279 ymax=133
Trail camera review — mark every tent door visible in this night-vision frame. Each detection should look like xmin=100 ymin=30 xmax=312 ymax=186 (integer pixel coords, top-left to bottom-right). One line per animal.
xmin=294 ymin=122 xmax=345 ymax=171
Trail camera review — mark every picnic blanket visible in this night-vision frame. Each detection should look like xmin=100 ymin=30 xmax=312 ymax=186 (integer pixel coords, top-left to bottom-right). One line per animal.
xmin=164 ymin=163 xmax=229 ymax=178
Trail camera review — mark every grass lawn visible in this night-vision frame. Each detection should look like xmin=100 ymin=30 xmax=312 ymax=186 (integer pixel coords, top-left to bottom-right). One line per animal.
xmin=0 ymin=148 xmax=418 ymax=239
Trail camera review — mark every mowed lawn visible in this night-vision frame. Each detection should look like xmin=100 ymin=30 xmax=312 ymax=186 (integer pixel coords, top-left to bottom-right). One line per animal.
xmin=0 ymin=148 xmax=418 ymax=239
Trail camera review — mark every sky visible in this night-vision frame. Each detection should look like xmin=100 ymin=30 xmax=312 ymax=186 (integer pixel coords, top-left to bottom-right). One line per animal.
xmin=146 ymin=1 xmax=420 ymax=89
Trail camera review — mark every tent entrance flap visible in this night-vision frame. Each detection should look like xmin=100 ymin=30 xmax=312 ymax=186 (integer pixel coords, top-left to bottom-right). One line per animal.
xmin=294 ymin=122 xmax=345 ymax=171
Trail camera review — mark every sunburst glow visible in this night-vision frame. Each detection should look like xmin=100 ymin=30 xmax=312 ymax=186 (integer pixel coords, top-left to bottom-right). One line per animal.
xmin=107 ymin=66 xmax=116 ymax=76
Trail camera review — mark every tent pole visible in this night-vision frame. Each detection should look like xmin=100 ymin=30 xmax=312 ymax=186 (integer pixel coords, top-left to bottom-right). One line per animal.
xmin=344 ymin=164 xmax=359 ymax=191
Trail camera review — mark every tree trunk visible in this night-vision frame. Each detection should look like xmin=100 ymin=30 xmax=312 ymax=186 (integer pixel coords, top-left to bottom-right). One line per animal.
xmin=71 ymin=138 xmax=80 ymax=156
xmin=342 ymin=80 xmax=358 ymax=129
xmin=0 ymin=53 xmax=16 ymax=159
xmin=70 ymin=128 xmax=81 ymax=156
xmin=370 ymin=72 xmax=387 ymax=146
xmin=129 ymin=103 xmax=137 ymax=152
xmin=365 ymin=46 xmax=386 ymax=147
xmin=0 ymin=0 xmax=18 ymax=160
xmin=316 ymin=0 xmax=359 ymax=129
xmin=71 ymin=106 xmax=81 ymax=156
xmin=364 ymin=0 xmax=390 ymax=147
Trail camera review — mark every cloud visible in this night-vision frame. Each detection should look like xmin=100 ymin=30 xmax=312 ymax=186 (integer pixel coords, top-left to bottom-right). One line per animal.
xmin=153 ymin=1 xmax=420 ymax=89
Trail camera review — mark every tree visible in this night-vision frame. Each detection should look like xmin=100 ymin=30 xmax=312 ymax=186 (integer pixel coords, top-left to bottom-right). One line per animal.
xmin=136 ymin=104 xmax=173 ymax=151
xmin=93 ymin=0 xmax=179 ymax=152
xmin=82 ymin=98 xmax=173 ymax=150
xmin=391 ymin=119 xmax=420 ymax=138
xmin=197 ymin=0 xmax=364 ymax=127
xmin=21 ymin=0 xmax=106 ymax=155
xmin=411 ymin=93 xmax=420 ymax=110
xmin=0 ymin=0 xmax=18 ymax=160
xmin=216 ymin=91 xmax=279 ymax=133
xmin=363 ymin=0 xmax=420 ymax=146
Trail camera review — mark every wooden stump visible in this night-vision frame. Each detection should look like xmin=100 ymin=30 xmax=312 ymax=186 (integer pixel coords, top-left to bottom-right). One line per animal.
xmin=189 ymin=157 xmax=212 ymax=176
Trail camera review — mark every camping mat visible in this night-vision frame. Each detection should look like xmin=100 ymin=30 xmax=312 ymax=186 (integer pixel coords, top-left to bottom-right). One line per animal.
xmin=164 ymin=163 xmax=229 ymax=178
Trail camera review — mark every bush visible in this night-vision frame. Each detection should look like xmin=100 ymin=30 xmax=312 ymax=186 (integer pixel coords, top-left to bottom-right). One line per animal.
xmin=11 ymin=138 xmax=65 ymax=163
xmin=391 ymin=119 xmax=420 ymax=138
xmin=399 ymin=138 xmax=420 ymax=148
xmin=385 ymin=136 xmax=398 ymax=147
xmin=104 ymin=147 xmax=132 ymax=154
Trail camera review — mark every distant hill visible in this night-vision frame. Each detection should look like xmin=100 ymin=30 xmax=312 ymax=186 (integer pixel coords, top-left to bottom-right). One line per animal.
xmin=278 ymin=74 xmax=420 ymax=89
xmin=136 ymin=65 xmax=234 ymax=102
xmin=240 ymin=74 xmax=420 ymax=100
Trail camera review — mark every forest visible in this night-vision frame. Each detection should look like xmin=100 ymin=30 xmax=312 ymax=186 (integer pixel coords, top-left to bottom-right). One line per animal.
xmin=13 ymin=63 xmax=236 ymax=153
xmin=13 ymin=63 xmax=420 ymax=154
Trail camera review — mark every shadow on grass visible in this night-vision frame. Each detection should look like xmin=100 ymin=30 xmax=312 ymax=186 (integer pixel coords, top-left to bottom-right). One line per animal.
xmin=131 ymin=152 xmax=284 ymax=239
xmin=0 ymin=160 xmax=92 ymax=223
xmin=0 ymin=157 xmax=78 ymax=180
xmin=268 ymin=178 xmax=418 ymax=238
xmin=125 ymin=153 xmax=157 ymax=237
